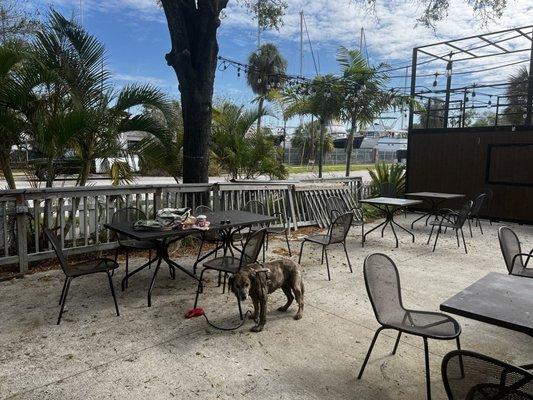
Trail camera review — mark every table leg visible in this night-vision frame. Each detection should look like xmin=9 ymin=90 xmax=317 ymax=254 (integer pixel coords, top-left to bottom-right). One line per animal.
xmin=147 ymin=238 xmax=201 ymax=307
xmin=121 ymin=251 xmax=160 ymax=291
xmin=392 ymin=219 xmax=416 ymax=243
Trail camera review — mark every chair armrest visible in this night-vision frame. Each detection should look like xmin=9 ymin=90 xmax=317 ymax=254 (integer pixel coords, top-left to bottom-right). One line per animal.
xmin=438 ymin=208 xmax=458 ymax=215
xmin=271 ymin=212 xmax=291 ymax=231
xmin=511 ymin=252 xmax=533 ymax=269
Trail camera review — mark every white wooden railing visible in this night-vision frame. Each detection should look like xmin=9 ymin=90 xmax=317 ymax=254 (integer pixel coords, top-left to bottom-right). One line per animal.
xmin=0 ymin=177 xmax=367 ymax=273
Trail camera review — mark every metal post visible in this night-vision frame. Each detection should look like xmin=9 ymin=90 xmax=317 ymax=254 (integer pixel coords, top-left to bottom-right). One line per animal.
xmin=443 ymin=62 xmax=453 ymax=128
xmin=525 ymin=28 xmax=533 ymax=125
xmin=462 ymin=89 xmax=468 ymax=128
xmin=495 ymin=96 xmax=500 ymax=126
xmin=408 ymin=48 xmax=417 ymax=131
xmin=154 ymin=188 xmax=162 ymax=218
xmin=425 ymin=98 xmax=431 ymax=129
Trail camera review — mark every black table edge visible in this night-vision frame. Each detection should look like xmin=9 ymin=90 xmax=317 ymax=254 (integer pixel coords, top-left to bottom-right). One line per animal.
xmin=439 ymin=302 xmax=533 ymax=337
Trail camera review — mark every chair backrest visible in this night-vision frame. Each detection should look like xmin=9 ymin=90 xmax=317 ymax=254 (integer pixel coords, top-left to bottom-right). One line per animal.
xmin=442 ymin=349 xmax=533 ymax=399
xmin=239 ymin=228 xmax=267 ymax=267
xmin=454 ymin=200 xmax=473 ymax=228
xmin=328 ymin=212 xmax=353 ymax=244
xmin=243 ymin=200 xmax=266 ymax=215
xmin=195 ymin=205 xmax=212 ymax=214
xmin=326 ymin=196 xmax=349 ymax=221
xmin=470 ymin=193 xmax=487 ymax=217
xmin=363 ymin=253 xmax=405 ymax=326
xmin=498 ymin=226 xmax=523 ymax=274
xmin=43 ymin=227 xmax=69 ymax=274
xmin=112 ymin=207 xmax=147 ymax=244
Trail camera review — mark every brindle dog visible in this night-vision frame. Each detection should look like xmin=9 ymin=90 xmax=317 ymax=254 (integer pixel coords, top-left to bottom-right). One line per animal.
xmin=229 ymin=259 xmax=304 ymax=332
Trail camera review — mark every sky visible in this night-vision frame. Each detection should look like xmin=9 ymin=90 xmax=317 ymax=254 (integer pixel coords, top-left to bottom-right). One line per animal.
xmin=25 ymin=0 xmax=533 ymax=131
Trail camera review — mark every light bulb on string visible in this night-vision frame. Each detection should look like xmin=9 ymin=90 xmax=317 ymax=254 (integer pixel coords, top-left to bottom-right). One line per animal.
xmin=433 ymin=73 xmax=438 ymax=87
xmin=237 ymin=67 xmax=241 ymax=77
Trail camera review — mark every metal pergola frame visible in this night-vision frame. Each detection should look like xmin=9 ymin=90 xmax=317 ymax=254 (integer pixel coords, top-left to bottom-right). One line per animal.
xmin=408 ymin=26 xmax=533 ymax=130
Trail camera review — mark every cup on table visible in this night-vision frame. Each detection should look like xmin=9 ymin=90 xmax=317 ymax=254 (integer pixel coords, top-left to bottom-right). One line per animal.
xmin=197 ymin=215 xmax=207 ymax=227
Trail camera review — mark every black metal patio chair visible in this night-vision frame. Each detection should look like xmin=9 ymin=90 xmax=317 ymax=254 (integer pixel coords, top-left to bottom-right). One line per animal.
xmin=358 ymin=253 xmax=462 ymax=400
xmin=427 ymin=200 xmax=473 ymax=254
xmin=325 ymin=196 xmax=365 ymax=247
xmin=192 ymin=205 xmax=224 ymax=274
xmin=43 ymin=228 xmax=120 ymax=325
xmin=483 ymin=188 xmax=494 ymax=226
xmin=442 ymin=349 xmax=533 ymax=399
xmin=243 ymin=200 xmax=292 ymax=259
xmin=466 ymin=193 xmax=487 ymax=237
xmin=498 ymin=226 xmax=533 ymax=278
xmin=193 ymin=229 xmax=267 ymax=320
xmin=112 ymin=207 xmax=159 ymax=288
xmin=298 ymin=211 xmax=353 ymax=281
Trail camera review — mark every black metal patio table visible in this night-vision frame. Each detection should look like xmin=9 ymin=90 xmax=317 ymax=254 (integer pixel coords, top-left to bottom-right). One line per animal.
xmin=105 ymin=210 xmax=275 ymax=307
xmin=440 ymin=272 xmax=533 ymax=336
xmin=360 ymin=197 xmax=423 ymax=248
xmin=405 ymin=192 xmax=465 ymax=229
xmin=192 ymin=210 xmax=276 ymax=271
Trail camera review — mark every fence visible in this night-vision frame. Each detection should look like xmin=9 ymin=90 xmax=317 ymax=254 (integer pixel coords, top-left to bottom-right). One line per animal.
xmin=0 ymin=177 xmax=368 ymax=273
xmin=283 ymin=148 xmax=398 ymax=165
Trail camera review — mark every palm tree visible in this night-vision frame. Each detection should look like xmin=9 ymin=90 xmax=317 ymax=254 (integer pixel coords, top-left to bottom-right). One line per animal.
xmin=291 ymin=120 xmax=333 ymax=165
xmin=134 ymin=101 xmax=184 ymax=182
xmin=504 ymin=66 xmax=529 ymax=125
xmin=211 ymin=101 xmax=287 ymax=180
xmin=283 ymin=74 xmax=344 ymax=177
xmin=337 ymin=47 xmax=411 ymax=176
xmin=0 ymin=43 xmax=27 ymax=189
xmin=246 ymin=43 xmax=287 ymax=135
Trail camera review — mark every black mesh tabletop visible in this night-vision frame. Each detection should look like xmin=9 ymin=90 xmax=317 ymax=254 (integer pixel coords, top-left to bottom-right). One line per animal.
xmin=440 ymin=272 xmax=533 ymax=336
xmin=105 ymin=210 xmax=275 ymax=241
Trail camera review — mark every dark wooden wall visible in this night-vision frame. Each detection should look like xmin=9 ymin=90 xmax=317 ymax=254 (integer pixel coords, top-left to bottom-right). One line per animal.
xmin=406 ymin=127 xmax=533 ymax=224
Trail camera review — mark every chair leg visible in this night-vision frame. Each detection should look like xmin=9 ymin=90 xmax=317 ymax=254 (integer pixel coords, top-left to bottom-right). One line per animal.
xmin=361 ymin=224 xmax=365 ymax=247
xmin=194 ymin=239 xmax=205 ymax=275
xmin=324 ymin=246 xmax=331 ymax=281
xmin=455 ymin=229 xmax=460 ymax=248
xmin=461 ymin=228 xmax=468 ymax=254
xmin=321 ymin=247 xmax=325 ymax=265
xmin=392 ymin=331 xmax=402 ymax=355
xmin=298 ymin=241 xmax=305 ymax=264
xmin=477 ymin=217 xmax=483 ymax=235
xmin=456 ymin=337 xmax=464 ymax=378
xmin=432 ymin=227 xmax=441 ymax=252
xmin=222 ymin=273 xmax=227 ymax=294
xmin=59 ymin=277 xmax=68 ymax=306
xmin=284 ymin=231 xmax=292 ymax=256
xmin=106 ymin=271 xmax=120 ymax=316
xmin=427 ymin=225 xmax=435 ymax=245
xmin=148 ymin=249 xmax=152 ymax=269
xmin=125 ymin=250 xmax=129 ymax=288
xmin=468 ymin=218 xmax=473 ymax=238
xmin=193 ymin=269 xmax=206 ymax=309
xmin=57 ymin=277 xmax=72 ymax=325
xmin=423 ymin=337 xmax=432 ymax=400
xmin=357 ymin=327 xmax=384 ymax=379
xmin=343 ymin=242 xmax=352 ymax=273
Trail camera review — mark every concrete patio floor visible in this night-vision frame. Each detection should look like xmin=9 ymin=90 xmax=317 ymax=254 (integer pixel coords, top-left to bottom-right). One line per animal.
xmin=1 ymin=214 xmax=532 ymax=399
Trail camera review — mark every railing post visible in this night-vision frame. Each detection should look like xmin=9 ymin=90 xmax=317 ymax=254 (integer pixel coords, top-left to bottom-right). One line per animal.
xmin=15 ymin=194 xmax=29 ymax=274
xmin=153 ymin=188 xmax=162 ymax=217
xmin=287 ymin=184 xmax=298 ymax=230
xmin=212 ymin=183 xmax=221 ymax=211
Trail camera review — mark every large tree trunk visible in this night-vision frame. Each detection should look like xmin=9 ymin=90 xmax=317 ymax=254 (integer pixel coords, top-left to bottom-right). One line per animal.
xmin=0 ymin=150 xmax=16 ymax=189
xmin=161 ymin=0 xmax=228 ymax=184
